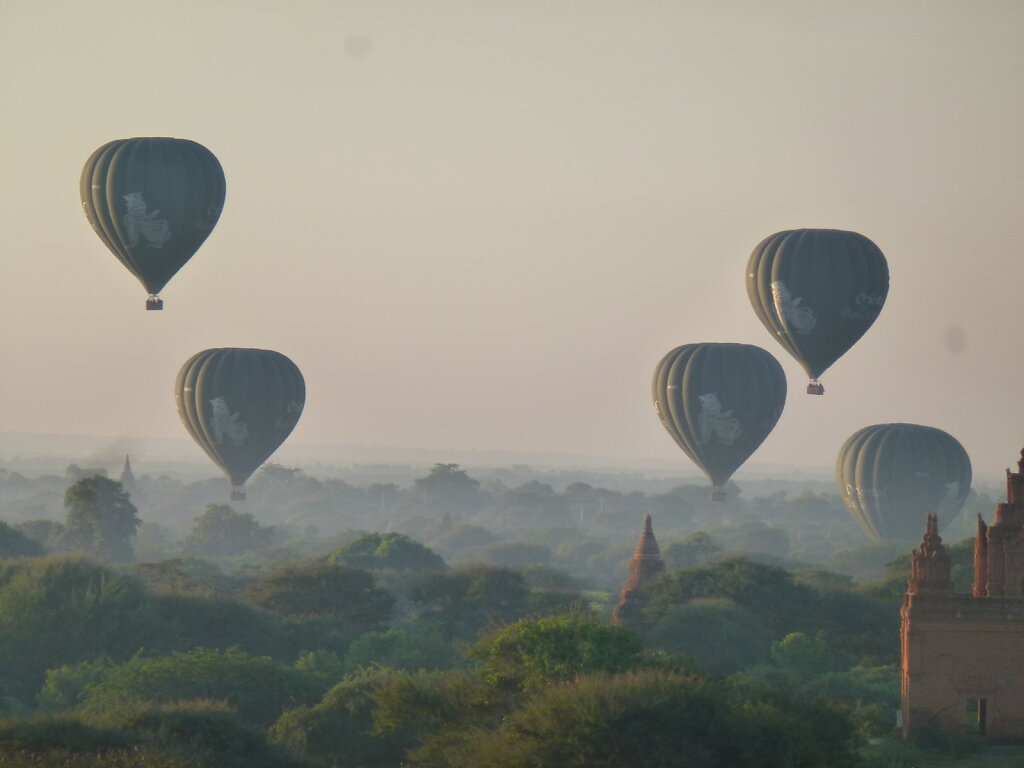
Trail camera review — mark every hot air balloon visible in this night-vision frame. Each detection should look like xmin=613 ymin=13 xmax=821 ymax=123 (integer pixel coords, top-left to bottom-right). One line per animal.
xmin=746 ymin=229 xmax=888 ymax=394
xmin=653 ymin=343 xmax=787 ymax=500
xmin=836 ymin=423 xmax=971 ymax=542
xmin=80 ymin=137 xmax=226 ymax=309
xmin=175 ymin=348 xmax=305 ymax=500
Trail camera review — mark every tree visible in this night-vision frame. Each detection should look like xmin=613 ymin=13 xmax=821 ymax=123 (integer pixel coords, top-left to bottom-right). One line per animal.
xmin=270 ymin=667 xmax=425 ymax=767
xmin=412 ymin=464 xmax=483 ymax=514
xmin=411 ymin=565 xmax=531 ymax=641
xmin=0 ymin=522 xmax=44 ymax=558
xmin=63 ymin=476 xmax=140 ymax=562
xmin=473 ymin=541 xmax=553 ymax=568
xmin=79 ymin=647 xmax=324 ymax=728
xmin=0 ymin=556 xmax=158 ymax=702
xmin=468 ymin=614 xmax=645 ymax=693
xmin=344 ymin=624 xmax=458 ymax=673
xmin=247 ymin=562 xmax=394 ymax=631
xmin=663 ymin=531 xmax=721 ymax=570
xmin=769 ymin=632 xmax=840 ymax=682
xmin=448 ymin=669 xmax=859 ymax=768
xmin=14 ymin=520 xmax=65 ymax=553
xmin=183 ymin=504 xmax=277 ymax=557
xmin=648 ymin=598 xmax=771 ymax=675
xmin=330 ymin=532 xmax=447 ymax=572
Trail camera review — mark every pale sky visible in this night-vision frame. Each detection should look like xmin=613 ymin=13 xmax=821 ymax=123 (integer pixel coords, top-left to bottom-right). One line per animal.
xmin=1 ymin=1 xmax=1022 ymax=480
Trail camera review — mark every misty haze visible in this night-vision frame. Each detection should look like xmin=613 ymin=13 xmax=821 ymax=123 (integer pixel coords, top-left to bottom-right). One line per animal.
xmin=1 ymin=1 xmax=1022 ymax=765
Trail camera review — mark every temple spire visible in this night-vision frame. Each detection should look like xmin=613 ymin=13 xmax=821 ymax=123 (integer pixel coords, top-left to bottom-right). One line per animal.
xmin=119 ymin=454 xmax=137 ymax=494
xmin=908 ymin=513 xmax=952 ymax=594
xmin=611 ymin=515 xmax=666 ymax=626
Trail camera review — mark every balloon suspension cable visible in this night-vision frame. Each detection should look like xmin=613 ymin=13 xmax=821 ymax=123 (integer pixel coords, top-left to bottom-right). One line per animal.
xmin=710 ymin=486 xmax=727 ymax=502
xmin=806 ymin=379 xmax=824 ymax=395
xmin=146 ymin=295 xmax=164 ymax=311
xmin=230 ymin=486 xmax=246 ymax=502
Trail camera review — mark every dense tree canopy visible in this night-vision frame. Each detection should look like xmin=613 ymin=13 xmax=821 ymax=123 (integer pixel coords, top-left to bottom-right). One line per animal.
xmin=330 ymin=531 xmax=447 ymax=573
xmin=183 ymin=504 xmax=278 ymax=557
xmin=63 ymin=477 xmax=140 ymax=562
xmin=247 ymin=562 xmax=394 ymax=632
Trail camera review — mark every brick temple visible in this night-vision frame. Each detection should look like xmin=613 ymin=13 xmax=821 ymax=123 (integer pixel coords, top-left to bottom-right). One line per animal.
xmin=901 ymin=450 xmax=1024 ymax=742
xmin=611 ymin=513 xmax=665 ymax=626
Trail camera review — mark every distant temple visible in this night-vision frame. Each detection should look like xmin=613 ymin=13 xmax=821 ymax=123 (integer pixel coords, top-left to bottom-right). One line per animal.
xmin=612 ymin=514 xmax=665 ymax=626
xmin=119 ymin=454 xmax=137 ymax=495
xmin=901 ymin=449 xmax=1024 ymax=742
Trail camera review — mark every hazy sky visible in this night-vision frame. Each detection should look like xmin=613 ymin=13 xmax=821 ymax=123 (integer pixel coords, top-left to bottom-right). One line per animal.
xmin=1 ymin=1 xmax=1022 ymax=480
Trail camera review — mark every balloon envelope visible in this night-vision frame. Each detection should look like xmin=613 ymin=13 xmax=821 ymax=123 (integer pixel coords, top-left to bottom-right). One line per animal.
xmin=80 ymin=137 xmax=225 ymax=308
xmin=836 ymin=423 xmax=972 ymax=542
xmin=175 ymin=348 xmax=305 ymax=499
xmin=653 ymin=343 xmax=787 ymax=497
xmin=746 ymin=229 xmax=888 ymax=389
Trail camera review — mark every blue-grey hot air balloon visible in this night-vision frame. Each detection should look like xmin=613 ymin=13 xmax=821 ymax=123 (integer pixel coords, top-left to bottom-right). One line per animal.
xmin=81 ymin=137 xmax=225 ymax=309
xmin=175 ymin=348 xmax=305 ymax=500
xmin=836 ymin=423 xmax=972 ymax=541
xmin=653 ymin=343 xmax=787 ymax=500
xmin=746 ymin=229 xmax=888 ymax=394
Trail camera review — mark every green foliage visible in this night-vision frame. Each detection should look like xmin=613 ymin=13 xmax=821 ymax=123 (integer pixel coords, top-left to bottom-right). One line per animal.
xmin=662 ymin=531 xmax=721 ymax=569
xmin=429 ymin=524 xmax=500 ymax=561
xmin=132 ymin=557 xmax=231 ymax=597
xmin=13 ymin=520 xmax=66 ymax=554
xmin=516 ymin=564 xmax=579 ymax=591
xmin=826 ymin=541 xmax=909 ymax=586
xmin=344 ymin=624 xmax=458 ymax=673
xmin=468 ymin=614 xmax=645 ymax=693
xmin=63 ymin=477 xmax=140 ymax=562
xmin=37 ymin=658 xmax=116 ymax=712
xmin=857 ymin=737 xmax=924 ymax=768
xmin=799 ymin=665 xmax=900 ymax=737
xmin=78 ymin=647 xmax=324 ymax=728
xmin=412 ymin=464 xmax=483 ymax=514
xmin=444 ymin=669 xmax=858 ymax=768
xmin=411 ymin=565 xmax=531 ymax=641
xmin=247 ymin=562 xmax=394 ymax=631
xmin=270 ymin=667 xmax=420 ymax=767
xmin=770 ymin=632 xmax=841 ymax=681
xmin=649 ymin=598 xmax=771 ymax=675
xmin=645 ymin=556 xmax=899 ymax=664
xmin=0 ymin=557 xmax=157 ymax=703
xmin=0 ymin=522 xmax=45 ymax=558
xmin=182 ymin=504 xmax=278 ymax=557
xmin=0 ymin=715 xmax=129 ymax=754
xmin=370 ymin=669 xmax=496 ymax=766
xmin=0 ymin=700 xmax=310 ymax=768
xmin=472 ymin=541 xmax=553 ymax=568
xmin=148 ymin=593 xmax=296 ymax=658
xmin=329 ymin=532 xmax=446 ymax=572
xmin=723 ymin=675 xmax=860 ymax=768
xmin=292 ymin=650 xmax=349 ymax=694
xmin=119 ymin=700 xmax=310 ymax=768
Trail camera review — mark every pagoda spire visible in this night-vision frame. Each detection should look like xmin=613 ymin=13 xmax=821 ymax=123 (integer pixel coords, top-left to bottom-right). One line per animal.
xmin=908 ymin=513 xmax=952 ymax=594
xmin=119 ymin=454 xmax=137 ymax=493
xmin=611 ymin=514 xmax=666 ymax=626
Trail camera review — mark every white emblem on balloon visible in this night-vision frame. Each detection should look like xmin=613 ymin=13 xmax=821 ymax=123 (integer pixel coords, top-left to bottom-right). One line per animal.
xmin=696 ymin=393 xmax=741 ymax=446
xmin=122 ymin=192 xmax=171 ymax=248
xmin=771 ymin=280 xmax=816 ymax=335
xmin=209 ymin=397 xmax=249 ymax=445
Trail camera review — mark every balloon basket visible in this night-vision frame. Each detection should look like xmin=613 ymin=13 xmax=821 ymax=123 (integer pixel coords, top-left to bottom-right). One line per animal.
xmin=806 ymin=380 xmax=824 ymax=395
xmin=146 ymin=296 xmax=163 ymax=311
xmin=710 ymin=487 xmax=726 ymax=502
xmin=230 ymin=487 xmax=246 ymax=501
